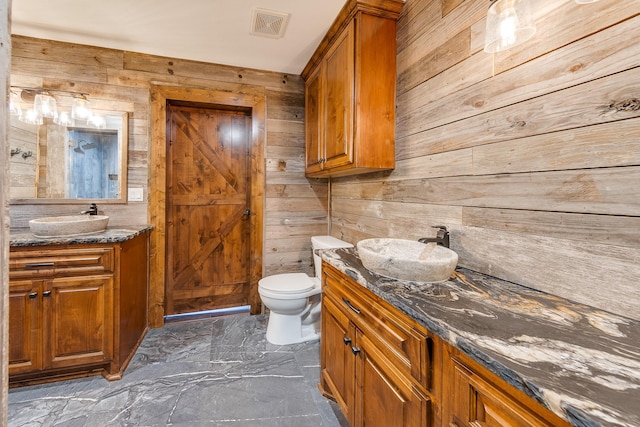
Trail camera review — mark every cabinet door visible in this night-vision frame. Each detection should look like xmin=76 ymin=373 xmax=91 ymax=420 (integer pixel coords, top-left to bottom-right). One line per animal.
xmin=8 ymin=280 xmax=42 ymax=375
xmin=43 ymin=275 xmax=114 ymax=369
xmin=321 ymin=295 xmax=357 ymax=425
xmin=323 ymin=19 xmax=355 ymax=170
xmin=305 ymin=65 xmax=323 ymax=173
xmin=448 ymin=357 xmax=555 ymax=427
xmin=355 ymin=332 xmax=430 ymax=427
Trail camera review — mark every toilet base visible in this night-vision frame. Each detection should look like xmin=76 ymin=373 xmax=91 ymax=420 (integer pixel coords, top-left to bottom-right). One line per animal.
xmin=265 ymin=310 xmax=320 ymax=345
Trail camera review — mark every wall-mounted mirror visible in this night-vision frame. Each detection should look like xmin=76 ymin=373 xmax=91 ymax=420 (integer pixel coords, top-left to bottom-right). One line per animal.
xmin=9 ymin=112 xmax=128 ymax=204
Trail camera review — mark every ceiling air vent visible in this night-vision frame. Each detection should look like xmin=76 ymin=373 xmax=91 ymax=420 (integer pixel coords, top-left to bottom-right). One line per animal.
xmin=251 ymin=8 xmax=290 ymax=39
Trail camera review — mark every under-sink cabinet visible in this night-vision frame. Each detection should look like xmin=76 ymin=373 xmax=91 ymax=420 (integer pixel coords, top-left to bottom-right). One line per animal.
xmin=301 ymin=0 xmax=402 ymax=178
xmin=320 ymin=262 xmax=573 ymax=427
xmin=320 ymin=263 xmax=434 ymax=427
xmin=441 ymin=346 xmax=571 ymax=427
xmin=8 ymin=232 xmax=150 ymax=386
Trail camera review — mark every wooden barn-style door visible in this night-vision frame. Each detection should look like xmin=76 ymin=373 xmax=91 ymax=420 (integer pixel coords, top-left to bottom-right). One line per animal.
xmin=166 ymin=102 xmax=254 ymax=316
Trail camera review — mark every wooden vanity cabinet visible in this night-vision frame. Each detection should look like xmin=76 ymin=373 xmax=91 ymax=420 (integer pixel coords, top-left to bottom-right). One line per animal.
xmin=321 ymin=263 xmax=434 ymax=427
xmin=8 ymin=232 xmax=149 ymax=386
xmin=321 ymin=263 xmax=573 ymax=427
xmin=302 ymin=0 xmax=402 ymax=178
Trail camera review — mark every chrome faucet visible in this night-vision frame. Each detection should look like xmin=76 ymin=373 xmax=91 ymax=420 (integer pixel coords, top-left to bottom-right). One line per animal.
xmin=81 ymin=203 xmax=98 ymax=215
xmin=418 ymin=226 xmax=450 ymax=248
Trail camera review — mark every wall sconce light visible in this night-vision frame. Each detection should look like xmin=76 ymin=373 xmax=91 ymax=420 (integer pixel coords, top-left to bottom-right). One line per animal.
xmin=71 ymin=94 xmax=92 ymax=120
xmin=10 ymin=86 xmax=94 ymax=126
xmin=21 ymin=107 xmax=44 ymax=125
xmin=574 ymin=0 xmax=600 ymax=3
xmin=54 ymin=111 xmax=74 ymax=126
xmin=484 ymin=0 xmax=536 ymax=53
xmin=34 ymin=91 xmax=57 ymax=119
xmin=88 ymin=115 xmax=106 ymax=129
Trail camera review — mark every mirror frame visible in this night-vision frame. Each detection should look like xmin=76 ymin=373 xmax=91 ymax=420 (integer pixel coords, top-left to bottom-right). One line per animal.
xmin=10 ymin=112 xmax=129 ymax=205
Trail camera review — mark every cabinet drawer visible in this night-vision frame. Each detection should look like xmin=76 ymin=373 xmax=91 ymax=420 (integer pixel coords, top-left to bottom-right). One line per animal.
xmin=10 ymin=247 xmax=115 ymax=279
xmin=324 ymin=264 xmax=429 ymax=386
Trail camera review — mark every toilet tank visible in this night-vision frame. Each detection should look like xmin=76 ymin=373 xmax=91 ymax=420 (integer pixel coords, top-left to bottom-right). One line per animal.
xmin=311 ymin=235 xmax=353 ymax=279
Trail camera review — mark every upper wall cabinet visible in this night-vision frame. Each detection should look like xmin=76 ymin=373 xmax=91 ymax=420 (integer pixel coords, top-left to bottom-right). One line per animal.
xmin=301 ymin=0 xmax=403 ymax=178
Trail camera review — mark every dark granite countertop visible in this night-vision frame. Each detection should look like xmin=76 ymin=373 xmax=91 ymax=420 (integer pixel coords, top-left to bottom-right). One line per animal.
xmin=9 ymin=225 xmax=153 ymax=247
xmin=321 ymin=248 xmax=640 ymax=427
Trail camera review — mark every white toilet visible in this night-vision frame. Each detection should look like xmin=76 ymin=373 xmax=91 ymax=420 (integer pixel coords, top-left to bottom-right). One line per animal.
xmin=258 ymin=235 xmax=353 ymax=345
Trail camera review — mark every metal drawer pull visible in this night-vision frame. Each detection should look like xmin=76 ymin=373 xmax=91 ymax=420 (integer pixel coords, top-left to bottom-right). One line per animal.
xmin=29 ymin=292 xmax=38 ymax=299
xmin=42 ymin=291 xmax=52 ymax=297
xmin=25 ymin=262 xmax=55 ymax=268
xmin=341 ymin=298 xmax=361 ymax=314
xmin=351 ymin=346 xmax=361 ymax=356
xmin=343 ymin=337 xmax=352 ymax=345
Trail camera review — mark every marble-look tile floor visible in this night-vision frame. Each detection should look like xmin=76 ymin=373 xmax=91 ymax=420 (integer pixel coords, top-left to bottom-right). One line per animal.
xmin=8 ymin=314 xmax=349 ymax=427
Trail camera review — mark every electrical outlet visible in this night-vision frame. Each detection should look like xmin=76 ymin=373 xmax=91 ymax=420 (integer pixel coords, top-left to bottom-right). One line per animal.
xmin=128 ymin=187 xmax=144 ymax=202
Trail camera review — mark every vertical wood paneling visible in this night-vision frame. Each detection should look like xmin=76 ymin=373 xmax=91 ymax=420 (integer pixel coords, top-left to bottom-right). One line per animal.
xmin=8 ymin=36 xmax=324 ymax=327
xmin=1 ymin=0 xmax=10 ymax=421
xmin=332 ymin=0 xmax=640 ymax=321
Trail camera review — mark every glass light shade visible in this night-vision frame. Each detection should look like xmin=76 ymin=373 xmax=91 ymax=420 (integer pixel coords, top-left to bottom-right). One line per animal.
xmin=9 ymin=91 xmax=22 ymax=117
xmin=89 ymin=115 xmax=106 ymax=129
xmin=54 ymin=111 xmax=74 ymax=126
xmin=20 ymin=108 xmax=43 ymax=125
xmin=484 ymin=0 xmax=536 ymax=53
xmin=71 ymin=95 xmax=92 ymax=120
xmin=575 ymin=0 xmax=600 ymax=3
xmin=34 ymin=92 xmax=57 ymax=118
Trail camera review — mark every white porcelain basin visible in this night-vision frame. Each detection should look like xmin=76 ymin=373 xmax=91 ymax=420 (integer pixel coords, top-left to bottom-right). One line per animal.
xmin=29 ymin=215 xmax=109 ymax=238
xmin=357 ymin=238 xmax=458 ymax=283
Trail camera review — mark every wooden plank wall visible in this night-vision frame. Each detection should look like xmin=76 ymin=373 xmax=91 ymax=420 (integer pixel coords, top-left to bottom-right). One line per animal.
xmin=331 ymin=0 xmax=640 ymax=321
xmin=1 ymin=0 xmax=10 ymax=420
xmin=8 ymin=35 xmax=327 ymax=277
xmin=8 ymin=116 xmax=37 ymax=198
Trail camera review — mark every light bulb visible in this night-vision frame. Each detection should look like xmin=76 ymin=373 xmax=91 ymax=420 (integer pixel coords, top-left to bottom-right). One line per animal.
xmin=34 ymin=92 xmax=57 ymax=118
xmin=72 ymin=95 xmax=92 ymax=120
xmin=484 ymin=0 xmax=536 ymax=53
xmin=54 ymin=111 xmax=74 ymax=126
xmin=20 ymin=108 xmax=43 ymax=125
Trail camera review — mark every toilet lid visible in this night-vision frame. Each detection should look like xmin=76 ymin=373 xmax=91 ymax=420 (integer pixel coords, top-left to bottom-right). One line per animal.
xmin=259 ymin=273 xmax=316 ymax=294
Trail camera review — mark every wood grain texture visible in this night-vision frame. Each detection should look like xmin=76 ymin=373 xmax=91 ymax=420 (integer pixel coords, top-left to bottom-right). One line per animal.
xmin=494 ymin=0 xmax=640 ymax=74
xmin=331 ymin=0 xmax=640 ymax=321
xmin=10 ymin=35 xmax=321 ymax=327
xmin=397 ymin=14 xmax=640 ymax=136
xmin=1 ymin=0 xmax=10 ymax=419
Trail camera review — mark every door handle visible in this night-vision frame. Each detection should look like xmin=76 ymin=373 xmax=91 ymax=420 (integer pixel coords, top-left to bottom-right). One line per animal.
xmin=341 ymin=298 xmax=361 ymax=314
xmin=343 ymin=337 xmax=352 ymax=345
xmin=244 ymin=209 xmax=251 ymax=216
xmin=42 ymin=290 xmax=52 ymax=297
xmin=351 ymin=346 xmax=361 ymax=356
xmin=28 ymin=292 xmax=38 ymax=299
xmin=25 ymin=262 xmax=54 ymax=268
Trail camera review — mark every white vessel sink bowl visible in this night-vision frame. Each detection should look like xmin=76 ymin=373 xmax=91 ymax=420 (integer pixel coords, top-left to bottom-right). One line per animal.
xmin=29 ymin=215 xmax=109 ymax=238
xmin=357 ymin=238 xmax=458 ymax=283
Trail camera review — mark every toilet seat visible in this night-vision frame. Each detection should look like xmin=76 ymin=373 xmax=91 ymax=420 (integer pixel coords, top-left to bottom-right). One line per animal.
xmin=259 ymin=273 xmax=316 ymax=294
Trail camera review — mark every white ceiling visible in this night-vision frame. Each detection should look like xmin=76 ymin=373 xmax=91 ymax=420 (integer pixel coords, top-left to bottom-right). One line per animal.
xmin=11 ymin=0 xmax=348 ymax=75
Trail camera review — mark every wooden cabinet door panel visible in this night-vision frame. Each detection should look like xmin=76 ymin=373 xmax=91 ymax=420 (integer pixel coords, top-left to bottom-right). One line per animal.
xmin=305 ymin=65 xmax=323 ymax=172
xmin=43 ymin=275 xmax=113 ymax=369
xmin=321 ymin=294 xmax=357 ymax=425
xmin=356 ymin=332 xmax=430 ymax=427
xmin=8 ymin=280 xmax=42 ymax=374
xmin=323 ymin=20 xmax=354 ymax=170
xmin=449 ymin=359 xmax=555 ymax=427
